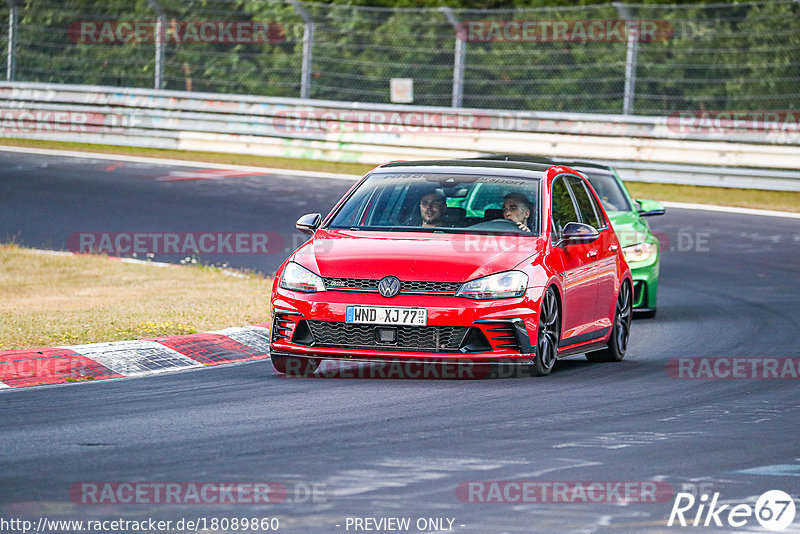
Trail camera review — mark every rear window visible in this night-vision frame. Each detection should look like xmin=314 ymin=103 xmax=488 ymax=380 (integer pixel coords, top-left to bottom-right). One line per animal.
xmin=581 ymin=171 xmax=632 ymax=212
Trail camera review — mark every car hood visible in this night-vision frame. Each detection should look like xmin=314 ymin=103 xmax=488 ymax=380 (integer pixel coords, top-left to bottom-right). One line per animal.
xmin=292 ymin=229 xmax=544 ymax=282
xmin=607 ymin=211 xmax=654 ymax=248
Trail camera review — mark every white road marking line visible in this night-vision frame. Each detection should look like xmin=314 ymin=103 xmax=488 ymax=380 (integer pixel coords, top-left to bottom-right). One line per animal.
xmin=29 ymin=248 xmax=173 ymax=267
xmin=735 ymin=464 xmax=800 ymax=477
xmin=118 ymin=257 xmax=172 ymax=267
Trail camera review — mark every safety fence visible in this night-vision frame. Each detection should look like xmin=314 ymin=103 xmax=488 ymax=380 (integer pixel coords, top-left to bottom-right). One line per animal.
xmin=1 ymin=82 xmax=799 ymax=191
xmin=1 ymin=0 xmax=799 ymax=115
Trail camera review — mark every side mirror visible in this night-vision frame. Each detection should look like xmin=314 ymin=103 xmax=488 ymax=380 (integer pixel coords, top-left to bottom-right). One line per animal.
xmin=558 ymin=222 xmax=600 ymax=246
xmin=636 ymin=199 xmax=665 ymax=217
xmin=295 ymin=213 xmax=321 ymax=235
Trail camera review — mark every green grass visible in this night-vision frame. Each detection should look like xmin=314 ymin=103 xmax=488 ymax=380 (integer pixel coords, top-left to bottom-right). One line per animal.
xmin=0 ymin=244 xmax=273 ymax=350
xmin=1 ymin=137 xmax=797 ymax=212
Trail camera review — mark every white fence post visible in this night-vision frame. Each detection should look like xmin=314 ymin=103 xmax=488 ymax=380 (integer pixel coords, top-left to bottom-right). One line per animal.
xmin=614 ymin=2 xmax=638 ymax=115
xmin=145 ymin=0 xmax=165 ymax=90
xmin=440 ymin=7 xmax=465 ymax=108
xmin=4 ymin=0 xmax=17 ymax=81
xmin=288 ymin=0 xmax=314 ymax=100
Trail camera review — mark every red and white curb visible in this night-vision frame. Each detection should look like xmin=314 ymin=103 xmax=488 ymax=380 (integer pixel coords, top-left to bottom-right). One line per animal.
xmin=0 ymin=325 xmax=272 ymax=388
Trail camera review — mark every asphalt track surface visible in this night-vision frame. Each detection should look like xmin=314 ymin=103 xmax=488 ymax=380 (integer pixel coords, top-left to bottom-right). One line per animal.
xmin=1 ymin=151 xmax=799 ymax=533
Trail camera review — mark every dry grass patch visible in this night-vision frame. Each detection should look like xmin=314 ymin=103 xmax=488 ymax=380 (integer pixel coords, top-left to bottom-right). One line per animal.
xmin=0 ymin=245 xmax=272 ymax=350
xmin=625 ymin=182 xmax=800 ymax=213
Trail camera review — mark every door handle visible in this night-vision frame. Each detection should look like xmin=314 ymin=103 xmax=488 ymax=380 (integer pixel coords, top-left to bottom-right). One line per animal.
xmin=588 ymin=250 xmax=598 ymax=258
xmin=609 ymin=244 xmax=618 ymax=251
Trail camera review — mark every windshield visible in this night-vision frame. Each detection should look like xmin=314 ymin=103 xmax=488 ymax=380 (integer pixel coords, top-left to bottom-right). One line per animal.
xmin=328 ymin=172 xmax=541 ymax=235
xmin=580 ymin=170 xmax=632 ymax=212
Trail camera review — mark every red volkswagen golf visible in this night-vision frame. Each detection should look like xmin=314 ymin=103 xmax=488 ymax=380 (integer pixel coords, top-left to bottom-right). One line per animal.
xmin=270 ymin=159 xmax=633 ymax=377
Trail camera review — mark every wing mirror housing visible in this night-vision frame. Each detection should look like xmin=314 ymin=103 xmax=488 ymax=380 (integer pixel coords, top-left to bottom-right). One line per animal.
xmin=636 ymin=199 xmax=666 ymax=217
xmin=296 ymin=213 xmax=321 ymax=235
xmin=558 ymin=222 xmax=600 ymax=246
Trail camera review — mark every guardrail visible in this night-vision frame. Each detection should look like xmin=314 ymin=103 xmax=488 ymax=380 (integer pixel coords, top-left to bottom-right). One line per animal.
xmin=1 ymin=82 xmax=799 ymax=191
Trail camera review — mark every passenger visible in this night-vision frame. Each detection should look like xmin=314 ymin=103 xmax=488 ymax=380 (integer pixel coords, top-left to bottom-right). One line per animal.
xmin=419 ymin=190 xmax=446 ymax=227
xmin=503 ymin=192 xmax=532 ymax=232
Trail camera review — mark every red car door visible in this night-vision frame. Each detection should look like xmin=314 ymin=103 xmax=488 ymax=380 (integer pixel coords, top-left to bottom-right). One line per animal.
xmin=549 ymin=175 xmax=598 ymax=343
xmin=566 ymin=176 xmax=618 ymax=329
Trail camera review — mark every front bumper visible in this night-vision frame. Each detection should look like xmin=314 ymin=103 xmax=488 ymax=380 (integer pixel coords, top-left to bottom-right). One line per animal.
xmin=629 ymin=256 xmax=659 ymax=311
xmin=270 ymin=290 xmax=540 ymax=364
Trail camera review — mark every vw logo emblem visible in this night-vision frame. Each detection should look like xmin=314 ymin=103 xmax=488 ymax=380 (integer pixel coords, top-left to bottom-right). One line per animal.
xmin=378 ymin=276 xmax=401 ymax=298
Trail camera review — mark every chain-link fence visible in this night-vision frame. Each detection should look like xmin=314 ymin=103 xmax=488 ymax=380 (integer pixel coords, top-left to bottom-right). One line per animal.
xmin=2 ymin=0 xmax=798 ymax=115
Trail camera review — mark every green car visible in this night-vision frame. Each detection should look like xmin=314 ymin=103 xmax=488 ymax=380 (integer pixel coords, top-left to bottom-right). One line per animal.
xmin=474 ymin=155 xmax=665 ymax=318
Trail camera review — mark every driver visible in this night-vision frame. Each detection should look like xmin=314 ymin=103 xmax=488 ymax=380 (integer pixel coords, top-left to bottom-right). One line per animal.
xmin=503 ymin=192 xmax=532 ymax=232
xmin=419 ymin=189 xmax=446 ymax=227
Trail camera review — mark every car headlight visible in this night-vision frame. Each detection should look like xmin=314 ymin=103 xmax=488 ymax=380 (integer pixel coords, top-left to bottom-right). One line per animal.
xmin=456 ymin=271 xmax=528 ymax=300
xmin=279 ymin=262 xmax=326 ymax=293
xmin=623 ymin=242 xmax=657 ymax=263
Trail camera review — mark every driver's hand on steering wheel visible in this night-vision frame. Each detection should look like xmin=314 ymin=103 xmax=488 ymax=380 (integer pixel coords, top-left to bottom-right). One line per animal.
xmin=515 ymin=220 xmax=531 ymax=232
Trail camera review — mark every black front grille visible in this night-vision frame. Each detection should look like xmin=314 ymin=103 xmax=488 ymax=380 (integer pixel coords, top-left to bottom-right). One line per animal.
xmin=401 ymin=280 xmax=462 ymax=293
xmin=302 ymin=320 xmax=470 ymax=352
xmin=325 ymin=277 xmax=377 ymax=291
xmin=323 ymin=277 xmax=461 ymax=296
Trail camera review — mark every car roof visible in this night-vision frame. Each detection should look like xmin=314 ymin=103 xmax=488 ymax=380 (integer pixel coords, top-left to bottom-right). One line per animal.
xmin=378 ymin=158 xmax=553 ymax=174
xmin=473 ymin=154 xmax=615 ymax=174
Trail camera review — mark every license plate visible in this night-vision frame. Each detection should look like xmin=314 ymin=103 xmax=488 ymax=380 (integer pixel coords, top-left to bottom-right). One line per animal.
xmin=345 ymin=305 xmax=427 ymax=326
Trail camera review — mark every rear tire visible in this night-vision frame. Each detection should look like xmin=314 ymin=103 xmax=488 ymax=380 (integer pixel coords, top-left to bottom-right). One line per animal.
xmin=271 ymin=355 xmax=320 ymax=376
xmin=531 ymin=287 xmax=560 ymax=377
xmin=587 ymin=280 xmax=632 ymax=363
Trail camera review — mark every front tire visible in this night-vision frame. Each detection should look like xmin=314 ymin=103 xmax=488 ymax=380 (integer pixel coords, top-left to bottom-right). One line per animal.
xmin=531 ymin=287 xmax=560 ymax=376
xmin=587 ymin=281 xmax=632 ymax=363
xmin=271 ymin=355 xmax=320 ymax=376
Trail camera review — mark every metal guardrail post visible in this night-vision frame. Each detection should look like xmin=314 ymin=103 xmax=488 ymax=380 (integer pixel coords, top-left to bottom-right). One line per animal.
xmin=440 ymin=7 xmax=465 ymax=108
xmin=4 ymin=0 xmax=17 ymax=81
xmin=145 ymin=0 xmax=165 ymax=89
xmin=614 ymin=2 xmax=638 ymax=116
xmin=288 ymin=0 xmax=314 ymax=100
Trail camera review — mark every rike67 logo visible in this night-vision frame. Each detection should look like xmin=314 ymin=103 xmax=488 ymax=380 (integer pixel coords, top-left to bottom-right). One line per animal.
xmin=668 ymin=490 xmax=796 ymax=531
